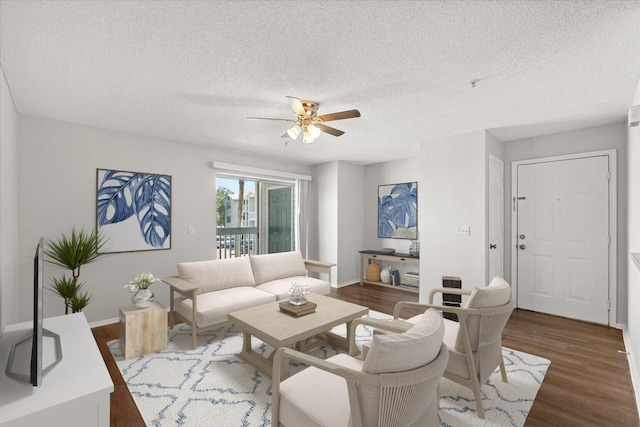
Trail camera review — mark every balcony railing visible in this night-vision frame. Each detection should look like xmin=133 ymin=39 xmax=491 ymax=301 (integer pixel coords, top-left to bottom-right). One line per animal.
xmin=216 ymin=227 xmax=258 ymax=259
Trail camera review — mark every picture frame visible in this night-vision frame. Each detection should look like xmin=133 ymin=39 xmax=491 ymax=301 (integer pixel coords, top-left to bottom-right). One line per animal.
xmin=96 ymin=168 xmax=172 ymax=253
xmin=378 ymin=182 xmax=417 ymax=239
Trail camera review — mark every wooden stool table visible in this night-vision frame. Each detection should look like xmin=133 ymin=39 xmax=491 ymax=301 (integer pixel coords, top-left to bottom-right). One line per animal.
xmin=119 ymin=301 xmax=168 ymax=360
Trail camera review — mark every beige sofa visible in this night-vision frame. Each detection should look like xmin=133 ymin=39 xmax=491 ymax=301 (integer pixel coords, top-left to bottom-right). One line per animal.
xmin=162 ymin=251 xmax=335 ymax=348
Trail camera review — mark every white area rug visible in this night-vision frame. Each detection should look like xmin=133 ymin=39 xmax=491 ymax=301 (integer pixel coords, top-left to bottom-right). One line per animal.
xmin=108 ymin=311 xmax=549 ymax=426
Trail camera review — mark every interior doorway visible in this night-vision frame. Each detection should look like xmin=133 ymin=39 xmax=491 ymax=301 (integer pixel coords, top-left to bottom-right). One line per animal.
xmin=488 ymin=155 xmax=504 ymax=281
xmin=511 ymin=151 xmax=617 ymax=326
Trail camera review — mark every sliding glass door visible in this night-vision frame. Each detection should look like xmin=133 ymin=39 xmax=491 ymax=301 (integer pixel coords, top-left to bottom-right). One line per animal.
xmin=216 ymin=176 xmax=294 ymax=257
xmin=267 ymin=186 xmax=292 ymax=253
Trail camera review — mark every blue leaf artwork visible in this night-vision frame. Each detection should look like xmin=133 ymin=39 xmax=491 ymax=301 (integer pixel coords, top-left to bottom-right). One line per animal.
xmin=97 ymin=169 xmax=171 ymax=252
xmin=378 ymin=182 xmax=417 ymax=239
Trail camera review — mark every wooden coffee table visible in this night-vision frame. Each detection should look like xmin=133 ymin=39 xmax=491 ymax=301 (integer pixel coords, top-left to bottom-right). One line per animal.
xmin=228 ymin=293 xmax=368 ymax=378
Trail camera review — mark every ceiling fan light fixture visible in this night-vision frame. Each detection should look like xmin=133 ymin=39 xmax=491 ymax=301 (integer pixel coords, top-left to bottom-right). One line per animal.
xmin=307 ymin=124 xmax=322 ymax=139
xmin=287 ymin=124 xmax=302 ymax=140
xmin=302 ymin=130 xmax=314 ymax=144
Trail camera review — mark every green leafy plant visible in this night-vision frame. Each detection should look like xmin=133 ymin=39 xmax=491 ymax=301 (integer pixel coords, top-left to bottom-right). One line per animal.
xmin=69 ymin=291 xmax=92 ymax=313
xmin=45 ymin=228 xmax=108 ymax=314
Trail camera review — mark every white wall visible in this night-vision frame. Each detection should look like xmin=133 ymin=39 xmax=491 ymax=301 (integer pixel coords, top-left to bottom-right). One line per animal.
xmin=311 ymin=161 xmax=367 ymax=286
xmin=626 ymin=79 xmax=640 ymax=404
xmin=336 ymin=161 xmax=365 ymax=285
xmin=420 ymin=130 xmax=488 ymax=300
xmin=503 ymin=122 xmax=628 ymax=324
xmin=311 ymin=161 xmax=338 ymax=284
xmin=0 ymin=66 xmax=19 ymax=329
xmin=17 ymin=115 xmax=313 ymax=323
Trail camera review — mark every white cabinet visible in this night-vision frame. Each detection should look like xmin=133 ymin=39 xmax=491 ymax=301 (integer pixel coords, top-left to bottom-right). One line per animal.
xmin=0 ymin=313 xmax=113 ymax=427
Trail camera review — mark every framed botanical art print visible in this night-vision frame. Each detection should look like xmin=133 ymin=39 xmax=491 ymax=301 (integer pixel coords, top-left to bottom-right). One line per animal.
xmin=96 ymin=168 xmax=171 ymax=253
xmin=378 ymin=182 xmax=417 ymax=239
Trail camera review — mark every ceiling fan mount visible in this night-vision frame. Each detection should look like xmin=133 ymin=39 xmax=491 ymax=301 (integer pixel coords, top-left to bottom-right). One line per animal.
xmin=297 ymin=100 xmax=319 ymax=119
xmin=247 ymin=96 xmax=360 ymax=144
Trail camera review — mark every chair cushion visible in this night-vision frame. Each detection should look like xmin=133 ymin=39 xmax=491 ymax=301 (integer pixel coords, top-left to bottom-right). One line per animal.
xmin=279 ymin=353 xmax=359 ymax=427
xmin=457 ymin=277 xmax=511 ymax=352
xmin=362 ymin=308 xmax=443 ymax=374
xmin=442 ymin=318 xmax=472 ymax=379
xmin=177 ymin=256 xmax=256 ymax=294
xmin=250 ymin=251 xmax=307 ymax=285
xmin=466 ymin=276 xmax=511 ymax=308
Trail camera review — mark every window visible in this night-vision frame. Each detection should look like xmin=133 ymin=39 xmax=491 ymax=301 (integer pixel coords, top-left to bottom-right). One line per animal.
xmin=213 ymin=162 xmax=311 ymax=259
xmin=216 ymin=177 xmax=294 ymax=257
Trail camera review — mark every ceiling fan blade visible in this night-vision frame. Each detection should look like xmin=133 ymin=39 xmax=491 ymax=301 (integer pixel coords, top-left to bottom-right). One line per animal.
xmin=247 ymin=117 xmax=295 ymax=123
xmin=316 ymin=123 xmax=345 ymax=137
xmin=316 ymin=109 xmax=361 ymax=122
xmin=286 ymin=96 xmax=307 ymax=117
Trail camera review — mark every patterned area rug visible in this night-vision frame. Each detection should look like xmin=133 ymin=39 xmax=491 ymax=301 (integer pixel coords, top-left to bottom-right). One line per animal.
xmin=108 ymin=311 xmax=549 ymax=426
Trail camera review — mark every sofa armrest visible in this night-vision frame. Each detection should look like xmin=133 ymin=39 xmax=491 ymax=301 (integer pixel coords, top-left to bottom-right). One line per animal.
xmin=304 ymin=259 xmax=336 ymax=284
xmin=161 ymin=275 xmax=199 ymax=294
xmin=161 ymin=276 xmax=200 ymax=346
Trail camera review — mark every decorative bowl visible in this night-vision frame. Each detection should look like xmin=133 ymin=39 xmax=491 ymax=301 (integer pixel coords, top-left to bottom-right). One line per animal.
xmin=380 ymin=248 xmax=396 ymax=254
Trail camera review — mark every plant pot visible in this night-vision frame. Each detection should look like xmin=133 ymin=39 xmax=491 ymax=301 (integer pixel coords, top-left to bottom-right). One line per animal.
xmin=132 ymin=288 xmax=155 ymax=308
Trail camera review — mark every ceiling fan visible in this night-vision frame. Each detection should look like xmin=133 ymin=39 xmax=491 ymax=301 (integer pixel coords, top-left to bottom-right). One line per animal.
xmin=248 ymin=96 xmax=361 ymax=144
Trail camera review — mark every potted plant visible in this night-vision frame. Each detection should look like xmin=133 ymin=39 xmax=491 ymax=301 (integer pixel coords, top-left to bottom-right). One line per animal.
xmin=124 ymin=272 xmax=158 ymax=308
xmin=45 ymin=228 xmax=108 ymax=314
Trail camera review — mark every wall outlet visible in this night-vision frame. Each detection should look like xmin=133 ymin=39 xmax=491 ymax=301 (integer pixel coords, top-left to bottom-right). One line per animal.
xmin=455 ymin=225 xmax=470 ymax=236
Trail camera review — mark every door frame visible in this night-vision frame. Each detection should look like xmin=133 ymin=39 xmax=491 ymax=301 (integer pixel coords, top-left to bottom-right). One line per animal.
xmin=510 ymin=149 xmax=617 ymax=326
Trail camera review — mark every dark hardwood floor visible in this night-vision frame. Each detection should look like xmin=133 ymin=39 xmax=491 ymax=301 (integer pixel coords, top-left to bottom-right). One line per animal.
xmin=92 ymin=283 xmax=639 ymax=427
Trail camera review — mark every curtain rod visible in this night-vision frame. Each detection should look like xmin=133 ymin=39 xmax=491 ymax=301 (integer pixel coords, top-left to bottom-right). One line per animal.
xmin=211 ymin=161 xmax=312 ymax=182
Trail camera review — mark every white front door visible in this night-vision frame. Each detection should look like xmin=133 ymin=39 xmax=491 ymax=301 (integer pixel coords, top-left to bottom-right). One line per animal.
xmin=488 ymin=155 xmax=504 ymax=281
xmin=516 ymin=156 xmax=610 ymax=325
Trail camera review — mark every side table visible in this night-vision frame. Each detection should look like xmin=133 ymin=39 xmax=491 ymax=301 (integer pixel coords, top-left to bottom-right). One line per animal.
xmin=119 ymin=301 xmax=168 ymax=360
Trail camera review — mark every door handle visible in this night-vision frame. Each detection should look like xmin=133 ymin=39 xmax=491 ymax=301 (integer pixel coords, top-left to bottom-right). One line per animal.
xmin=519 ymin=244 xmax=526 ymax=250
xmin=489 ymin=244 xmax=497 ymax=249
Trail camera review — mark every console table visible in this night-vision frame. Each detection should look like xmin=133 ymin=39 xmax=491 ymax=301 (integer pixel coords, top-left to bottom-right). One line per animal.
xmin=0 ymin=313 xmax=113 ymax=427
xmin=359 ymin=250 xmax=420 ymax=293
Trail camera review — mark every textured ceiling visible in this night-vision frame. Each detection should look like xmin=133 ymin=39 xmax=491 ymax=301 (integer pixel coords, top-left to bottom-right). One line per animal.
xmin=1 ymin=1 xmax=638 ymax=166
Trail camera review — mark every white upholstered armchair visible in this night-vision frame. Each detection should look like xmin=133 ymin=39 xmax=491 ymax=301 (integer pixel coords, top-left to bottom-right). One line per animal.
xmin=271 ymin=308 xmax=448 ymax=427
xmin=393 ymin=276 xmax=515 ymax=419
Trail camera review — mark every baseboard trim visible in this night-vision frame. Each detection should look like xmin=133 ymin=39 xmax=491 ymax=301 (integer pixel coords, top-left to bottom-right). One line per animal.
xmin=89 ymin=306 xmax=169 ymax=329
xmin=622 ymin=326 xmax=640 ymax=415
xmin=90 ymin=316 xmax=119 ymax=328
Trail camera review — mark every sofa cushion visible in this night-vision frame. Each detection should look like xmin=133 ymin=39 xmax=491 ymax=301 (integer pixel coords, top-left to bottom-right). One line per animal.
xmin=256 ymin=276 xmax=330 ymax=301
xmin=174 ymin=286 xmax=275 ymax=328
xmin=362 ymin=308 xmax=443 ymax=374
xmin=250 ymin=251 xmax=307 ymax=285
xmin=177 ymin=256 xmax=256 ymax=294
